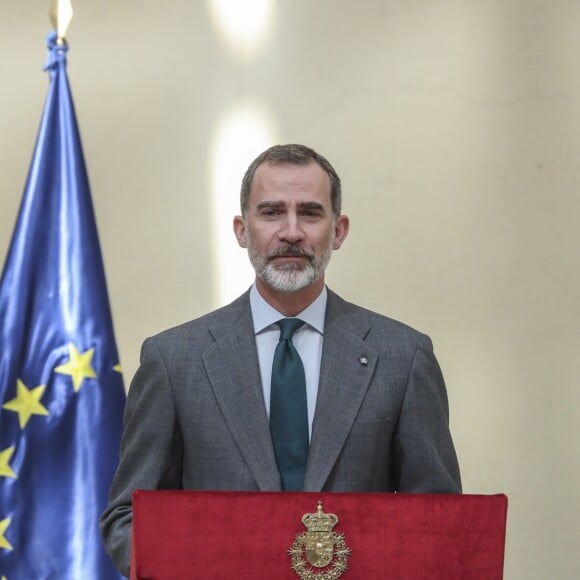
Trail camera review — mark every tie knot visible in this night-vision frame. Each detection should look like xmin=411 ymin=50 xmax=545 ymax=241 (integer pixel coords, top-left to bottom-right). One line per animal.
xmin=277 ymin=318 xmax=304 ymax=341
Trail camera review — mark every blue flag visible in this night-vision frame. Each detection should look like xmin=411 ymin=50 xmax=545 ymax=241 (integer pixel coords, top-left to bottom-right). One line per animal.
xmin=0 ymin=33 xmax=125 ymax=579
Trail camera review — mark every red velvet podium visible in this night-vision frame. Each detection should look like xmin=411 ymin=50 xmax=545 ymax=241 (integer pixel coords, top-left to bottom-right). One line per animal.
xmin=130 ymin=490 xmax=507 ymax=579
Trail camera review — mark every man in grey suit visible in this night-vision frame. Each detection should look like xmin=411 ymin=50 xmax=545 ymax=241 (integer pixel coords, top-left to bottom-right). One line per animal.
xmin=100 ymin=144 xmax=461 ymax=576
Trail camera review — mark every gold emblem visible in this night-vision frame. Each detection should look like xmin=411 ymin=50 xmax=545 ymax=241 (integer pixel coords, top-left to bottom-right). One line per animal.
xmin=289 ymin=502 xmax=351 ymax=579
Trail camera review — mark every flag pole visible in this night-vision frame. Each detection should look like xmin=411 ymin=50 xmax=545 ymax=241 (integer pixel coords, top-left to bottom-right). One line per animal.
xmin=49 ymin=0 xmax=73 ymax=45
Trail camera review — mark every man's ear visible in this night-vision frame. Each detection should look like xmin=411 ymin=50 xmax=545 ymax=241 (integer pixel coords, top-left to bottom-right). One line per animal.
xmin=332 ymin=214 xmax=350 ymax=250
xmin=233 ymin=215 xmax=247 ymax=248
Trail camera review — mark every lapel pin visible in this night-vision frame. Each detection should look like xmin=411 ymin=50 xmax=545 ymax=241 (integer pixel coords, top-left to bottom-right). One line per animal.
xmin=359 ymin=356 xmax=368 ymax=366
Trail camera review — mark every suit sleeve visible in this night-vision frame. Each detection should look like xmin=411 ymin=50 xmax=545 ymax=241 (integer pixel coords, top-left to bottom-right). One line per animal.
xmin=392 ymin=333 xmax=462 ymax=493
xmin=99 ymin=338 xmax=184 ymax=577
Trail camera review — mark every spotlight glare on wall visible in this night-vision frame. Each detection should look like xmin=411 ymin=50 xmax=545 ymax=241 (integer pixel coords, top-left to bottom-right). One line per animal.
xmin=210 ymin=106 xmax=277 ymax=305
xmin=209 ymin=0 xmax=273 ymax=54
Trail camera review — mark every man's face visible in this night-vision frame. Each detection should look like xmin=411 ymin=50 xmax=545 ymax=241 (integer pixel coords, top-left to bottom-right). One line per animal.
xmin=234 ymin=161 xmax=349 ymax=293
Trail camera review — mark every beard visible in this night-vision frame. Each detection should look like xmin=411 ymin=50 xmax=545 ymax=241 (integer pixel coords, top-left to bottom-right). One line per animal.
xmin=247 ymin=239 xmax=334 ymax=293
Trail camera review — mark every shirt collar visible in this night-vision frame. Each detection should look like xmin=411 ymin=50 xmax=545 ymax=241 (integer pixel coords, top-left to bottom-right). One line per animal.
xmin=250 ymin=284 xmax=327 ymax=335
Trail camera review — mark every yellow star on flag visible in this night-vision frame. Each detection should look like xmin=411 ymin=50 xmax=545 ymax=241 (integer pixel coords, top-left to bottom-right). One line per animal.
xmin=0 ymin=518 xmax=13 ymax=551
xmin=2 ymin=380 xmax=49 ymax=429
xmin=0 ymin=447 xmax=17 ymax=479
xmin=113 ymin=363 xmax=122 ymax=373
xmin=54 ymin=343 xmax=97 ymax=392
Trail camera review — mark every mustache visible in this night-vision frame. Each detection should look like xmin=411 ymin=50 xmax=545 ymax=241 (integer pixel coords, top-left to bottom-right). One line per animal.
xmin=266 ymin=246 xmax=314 ymax=261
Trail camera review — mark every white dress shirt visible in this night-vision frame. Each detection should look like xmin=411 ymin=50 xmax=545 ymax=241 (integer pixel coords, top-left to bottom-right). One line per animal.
xmin=249 ymin=284 xmax=327 ymax=439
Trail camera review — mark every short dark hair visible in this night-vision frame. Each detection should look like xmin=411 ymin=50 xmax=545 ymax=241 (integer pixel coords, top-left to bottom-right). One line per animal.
xmin=240 ymin=144 xmax=342 ymax=216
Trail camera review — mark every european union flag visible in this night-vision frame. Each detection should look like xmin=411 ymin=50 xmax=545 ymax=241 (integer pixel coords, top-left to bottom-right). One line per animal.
xmin=0 ymin=33 xmax=125 ymax=578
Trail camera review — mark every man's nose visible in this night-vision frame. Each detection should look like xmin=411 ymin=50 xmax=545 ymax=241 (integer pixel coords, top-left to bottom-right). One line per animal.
xmin=278 ymin=214 xmax=304 ymax=244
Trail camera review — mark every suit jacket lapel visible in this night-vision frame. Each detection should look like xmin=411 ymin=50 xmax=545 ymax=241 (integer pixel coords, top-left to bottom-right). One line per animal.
xmin=202 ymin=294 xmax=282 ymax=491
xmin=304 ymin=291 xmax=378 ymax=491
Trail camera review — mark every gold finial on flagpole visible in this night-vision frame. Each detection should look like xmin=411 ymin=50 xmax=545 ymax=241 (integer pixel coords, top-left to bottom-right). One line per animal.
xmin=50 ymin=0 xmax=73 ymax=45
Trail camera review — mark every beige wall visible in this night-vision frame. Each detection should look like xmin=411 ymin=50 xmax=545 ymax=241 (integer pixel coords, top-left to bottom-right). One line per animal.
xmin=1 ymin=2 xmax=579 ymax=578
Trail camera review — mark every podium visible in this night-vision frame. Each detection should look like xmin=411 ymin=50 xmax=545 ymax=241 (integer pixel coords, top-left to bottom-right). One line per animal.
xmin=130 ymin=490 xmax=507 ymax=579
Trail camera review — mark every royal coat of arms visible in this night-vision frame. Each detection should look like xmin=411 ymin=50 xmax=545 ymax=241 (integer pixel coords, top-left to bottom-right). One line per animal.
xmin=289 ymin=502 xmax=351 ymax=579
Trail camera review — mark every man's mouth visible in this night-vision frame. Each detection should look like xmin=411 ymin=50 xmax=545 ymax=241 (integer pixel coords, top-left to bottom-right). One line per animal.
xmin=267 ymin=247 xmax=313 ymax=263
xmin=270 ymin=254 xmax=307 ymax=260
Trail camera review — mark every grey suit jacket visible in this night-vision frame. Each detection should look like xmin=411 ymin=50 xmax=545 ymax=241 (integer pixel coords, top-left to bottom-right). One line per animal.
xmin=100 ymin=289 xmax=461 ymax=576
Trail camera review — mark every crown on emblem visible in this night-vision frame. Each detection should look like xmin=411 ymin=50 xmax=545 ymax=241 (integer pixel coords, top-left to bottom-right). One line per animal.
xmin=301 ymin=502 xmax=338 ymax=533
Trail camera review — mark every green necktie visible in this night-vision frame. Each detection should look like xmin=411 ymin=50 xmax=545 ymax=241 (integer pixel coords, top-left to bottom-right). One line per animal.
xmin=270 ymin=318 xmax=309 ymax=491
